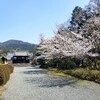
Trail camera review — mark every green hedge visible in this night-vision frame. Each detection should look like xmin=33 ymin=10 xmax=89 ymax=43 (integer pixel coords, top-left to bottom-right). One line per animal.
xmin=45 ymin=58 xmax=77 ymax=70
xmin=37 ymin=57 xmax=100 ymax=71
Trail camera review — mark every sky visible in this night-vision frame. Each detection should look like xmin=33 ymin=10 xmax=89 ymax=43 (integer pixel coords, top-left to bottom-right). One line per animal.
xmin=0 ymin=0 xmax=90 ymax=44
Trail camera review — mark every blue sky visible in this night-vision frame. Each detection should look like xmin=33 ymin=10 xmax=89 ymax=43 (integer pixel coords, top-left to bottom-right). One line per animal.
xmin=0 ymin=0 xmax=90 ymax=44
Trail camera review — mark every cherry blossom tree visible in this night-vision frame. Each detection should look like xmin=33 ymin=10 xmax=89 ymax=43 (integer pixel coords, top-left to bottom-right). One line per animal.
xmin=37 ymin=26 xmax=93 ymax=60
xmin=36 ymin=0 xmax=100 ymax=69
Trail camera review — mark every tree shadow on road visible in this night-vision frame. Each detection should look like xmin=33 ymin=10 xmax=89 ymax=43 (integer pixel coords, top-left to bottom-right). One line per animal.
xmin=38 ymin=77 xmax=78 ymax=88
xmin=24 ymin=68 xmax=79 ymax=88
xmin=23 ymin=68 xmax=47 ymax=75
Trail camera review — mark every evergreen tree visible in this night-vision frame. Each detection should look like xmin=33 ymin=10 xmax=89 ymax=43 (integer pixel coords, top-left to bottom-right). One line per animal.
xmin=70 ymin=6 xmax=87 ymax=31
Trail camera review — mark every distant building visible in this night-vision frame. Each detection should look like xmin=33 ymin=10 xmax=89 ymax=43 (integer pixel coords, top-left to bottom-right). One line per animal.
xmin=7 ymin=51 xmax=33 ymax=63
xmin=6 ymin=53 xmax=14 ymax=60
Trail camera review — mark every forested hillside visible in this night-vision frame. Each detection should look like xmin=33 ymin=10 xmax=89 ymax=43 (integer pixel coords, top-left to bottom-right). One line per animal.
xmin=0 ymin=40 xmax=37 ymax=51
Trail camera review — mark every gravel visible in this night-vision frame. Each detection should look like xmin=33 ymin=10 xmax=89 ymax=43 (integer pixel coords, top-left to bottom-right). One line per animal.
xmin=2 ymin=66 xmax=100 ymax=100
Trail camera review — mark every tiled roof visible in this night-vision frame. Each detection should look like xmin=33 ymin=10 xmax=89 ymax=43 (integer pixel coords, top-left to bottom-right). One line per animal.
xmin=14 ymin=51 xmax=29 ymax=56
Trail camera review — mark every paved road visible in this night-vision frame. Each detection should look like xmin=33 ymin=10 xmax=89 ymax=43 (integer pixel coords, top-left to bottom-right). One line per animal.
xmin=1 ymin=66 xmax=100 ymax=100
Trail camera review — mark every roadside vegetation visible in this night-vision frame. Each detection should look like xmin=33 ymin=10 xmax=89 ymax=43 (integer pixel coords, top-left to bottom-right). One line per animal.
xmin=0 ymin=64 xmax=14 ymax=85
xmin=48 ymin=67 xmax=100 ymax=83
xmin=33 ymin=0 xmax=100 ymax=83
xmin=0 ymin=50 xmax=14 ymax=86
xmin=0 ymin=59 xmax=2 ymax=64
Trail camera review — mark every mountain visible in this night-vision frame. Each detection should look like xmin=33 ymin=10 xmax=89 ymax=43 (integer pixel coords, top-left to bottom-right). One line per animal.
xmin=0 ymin=40 xmax=37 ymax=51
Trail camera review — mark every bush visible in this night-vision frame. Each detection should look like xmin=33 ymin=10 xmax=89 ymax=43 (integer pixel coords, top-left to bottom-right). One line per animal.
xmin=37 ymin=57 xmax=46 ymax=68
xmin=66 ymin=60 xmax=76 ymax=69
xmin=7 ymin=64 xmax=14 ymax=73
xmin=58 ymin=60 xmax=66 ymax=69
xmin=82 ymin=59 xmax=100 ymax=70
xmin=35 ymin=52 xmax=41 ymax=56
xmin=82 ymin=59 xmax=92 ymax=68
xmin=44 ymin=58 xmax=78 ymax=70
xmin=4 ymin=66 xmax=10 ymax=82
xmin=41 ymin=58 xmax=60 ymax=68
xmin=95 ymin=60 xmax=100 ymax=70
xmin=45 ymin=58 xmax=77 ymax=70
xmin=0 ymin=64 xmax=14 ymax=85
xmin=72 ymin=58 xmax=81 ymax=67
xmin=45 ymin=59 xmax=54 ymax=67
xmin=68 ymin=68 xmax=100 ymax=83
xmin=45 ymin=58 xmax=66 ymax=69
xmin=0 ymin=66 xmax=7 ymax=85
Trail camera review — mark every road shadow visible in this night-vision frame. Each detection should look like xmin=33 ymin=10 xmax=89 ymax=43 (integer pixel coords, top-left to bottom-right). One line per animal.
xmin=24 ymin=68 xmax=78 ymax=88
xmin=26 ymin=66 xmax=40 ymax=69
xmin=38 ymin=77 xmax=78 ymax=88
xmin=23 ymin=68 xmax=47 ymax=75
xmin=23 ymin=70 xmax=47 ymax=75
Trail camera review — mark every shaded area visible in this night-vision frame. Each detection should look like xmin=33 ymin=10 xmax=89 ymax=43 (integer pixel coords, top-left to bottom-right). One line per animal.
xmin=23 ymin=68 xmax=47 ymax=75
xmin=24 ymin=68 xmax=78 ymax=88
xmin=26 ymin=76 xmax=78 ymax=88
xmin=12 ymin=64 xmax=31 ymax=67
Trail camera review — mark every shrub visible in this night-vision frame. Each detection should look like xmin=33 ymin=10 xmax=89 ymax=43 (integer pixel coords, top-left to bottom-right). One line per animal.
xmin=0 ymin=64 xmax=14 ymax=85
xmin=95 ymin=60 xmax=100 ymax=70
xmin=45 ymin=59 xmax=54 ymax=67
xmin=45 ymin=58 xmax=77 ymax=70
xmin=0 ymin=66 xmax=7 ymax=85
xmin=82 ymin=59 xmax=93 ymax=68
xmin=68 ymin=68 xmax=100 ymax=83
xmin=73 ymin=58 xmax=81 ymax=67
xmin=7 ymin=64 xmax=14 ymax=73
xmin=82 ymin=59 xmax=100 ymax=70
xmin=66 ymin=59 xmax=76 ymax=69
xmin=4 ymin=66 xmax=10 ymax=81
xmin=45 ymin=58 xmax=66 ymax=69
xmin=37 ymin=57 xmax=46 ymax=68
xmin=44 ymin=59 xmax=60 ymax=68
xmin=35 ymin=52 xmax=41 ymax=56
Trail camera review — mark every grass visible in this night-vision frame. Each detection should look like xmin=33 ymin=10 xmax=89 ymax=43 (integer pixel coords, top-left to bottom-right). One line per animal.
xmin=48 ymin=68 xmax=74 ymax=78
xmin=48 ymin=67 xmax=100 ymax=84
xmin=0 ymin=59 xmax=2 ymax=64
xmin=67 ymin=68 xmax=100 ymax=83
